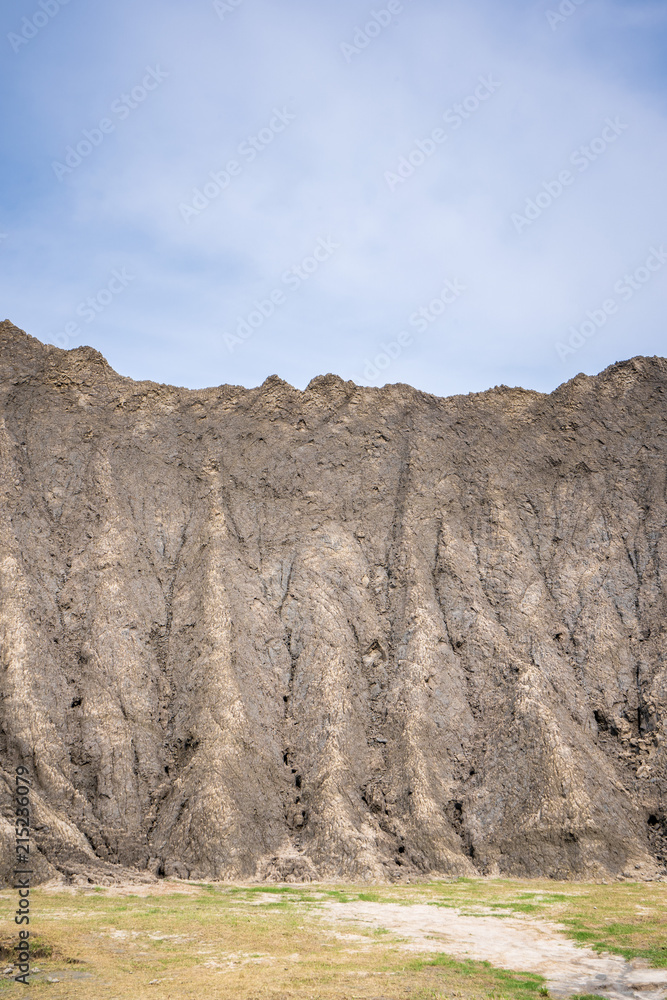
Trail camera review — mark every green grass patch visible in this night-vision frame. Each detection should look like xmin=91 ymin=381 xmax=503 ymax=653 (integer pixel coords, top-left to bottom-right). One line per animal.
xmin=490 ymin=902 xmax=540 ymax=913
xmin=408 ymin=953 xmax=546 ymax=999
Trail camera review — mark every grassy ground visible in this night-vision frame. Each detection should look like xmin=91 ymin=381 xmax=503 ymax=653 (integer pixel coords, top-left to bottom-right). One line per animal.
xmin=400 ymin=877 xmax=667 ymax=968
xmin=0 ymin=878 xmax=665 ymax=1000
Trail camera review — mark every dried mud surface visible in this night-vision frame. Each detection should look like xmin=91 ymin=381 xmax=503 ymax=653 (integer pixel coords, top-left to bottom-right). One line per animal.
xmin=321 ymin=901 xmax=667 ymax=1000
xmin=0 ymin=322 xmax=666 ymax=883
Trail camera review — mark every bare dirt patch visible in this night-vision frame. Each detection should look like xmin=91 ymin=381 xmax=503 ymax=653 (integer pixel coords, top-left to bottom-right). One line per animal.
xmin=320 ymin=900 xmax=667 ymax=1000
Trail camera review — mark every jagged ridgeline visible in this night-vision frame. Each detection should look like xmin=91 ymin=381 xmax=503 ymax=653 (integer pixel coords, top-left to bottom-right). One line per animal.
xmin=0 ymin=320 xmax=666 ymax=885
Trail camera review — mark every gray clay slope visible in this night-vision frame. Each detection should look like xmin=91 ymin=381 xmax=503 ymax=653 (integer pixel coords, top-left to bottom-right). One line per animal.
xmin=0 ymin=320 xmax=666 ymax=883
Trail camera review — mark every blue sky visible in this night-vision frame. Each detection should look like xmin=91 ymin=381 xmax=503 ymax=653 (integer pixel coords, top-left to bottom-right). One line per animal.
xmin=1 ymin=0 xmax=666 ymax=396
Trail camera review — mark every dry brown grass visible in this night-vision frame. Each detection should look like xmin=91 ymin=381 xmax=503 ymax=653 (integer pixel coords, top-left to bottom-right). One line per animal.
xmin=0 ymin=877 xmax=664 ymax=999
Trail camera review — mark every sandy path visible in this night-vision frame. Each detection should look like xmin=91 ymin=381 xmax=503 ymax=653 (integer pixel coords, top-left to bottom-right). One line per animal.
xmin=319 ymin=901 xmax=667 ymax=1000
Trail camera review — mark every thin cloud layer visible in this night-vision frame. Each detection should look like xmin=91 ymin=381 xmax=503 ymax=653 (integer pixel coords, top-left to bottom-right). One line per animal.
xmin=0 ymin=0 xmax=665 ymax=395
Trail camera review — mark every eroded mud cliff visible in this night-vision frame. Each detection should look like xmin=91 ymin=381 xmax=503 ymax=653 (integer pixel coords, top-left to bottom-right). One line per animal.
xmin=0 ymin=321 xmax=666 ymax=884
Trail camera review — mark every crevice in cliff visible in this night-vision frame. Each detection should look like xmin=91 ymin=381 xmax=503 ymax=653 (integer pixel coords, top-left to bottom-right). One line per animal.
xmin=282 ymin=627 xmax=298 ymax=722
